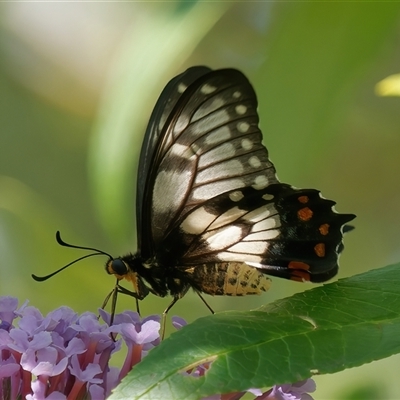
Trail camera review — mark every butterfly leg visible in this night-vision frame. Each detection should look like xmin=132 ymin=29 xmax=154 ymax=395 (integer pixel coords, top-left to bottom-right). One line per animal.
xmin=160 ymin=296 xmax=180 ymax=339
xmin=102 ymin=279 xmax=150 ymax=328
xmin=99 ymin=280 xmax=123 ymax=340
xmin=196 ymin=291 xmax=215 ymax=314
xmin=160 ymin=283 xmax=191 ymax=339
xmin=99 ymin=279 xmax=121 ymax=326
xmin=116 ymin=284 xmax=143 ymax=315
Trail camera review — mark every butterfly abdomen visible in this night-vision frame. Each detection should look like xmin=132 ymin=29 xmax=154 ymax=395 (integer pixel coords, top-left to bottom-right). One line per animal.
xmin=183 ymin=262 xmax=271 ymax=296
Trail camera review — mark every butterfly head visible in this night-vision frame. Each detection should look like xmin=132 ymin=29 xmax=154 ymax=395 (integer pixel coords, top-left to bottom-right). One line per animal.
xmin=105 ymin=253 xmax=153 ymax=300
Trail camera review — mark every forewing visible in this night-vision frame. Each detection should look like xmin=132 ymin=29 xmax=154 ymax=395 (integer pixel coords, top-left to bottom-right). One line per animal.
xmin=164 ymin=183 xmax=355 ymax=283
xmin=136 ymin=66 xmax=212 ymax=251
xmin=140 ymin=68 xmax=278 ymax=258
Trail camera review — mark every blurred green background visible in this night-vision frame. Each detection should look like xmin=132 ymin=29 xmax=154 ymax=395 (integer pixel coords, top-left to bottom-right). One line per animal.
xmin=1 ymin=2 xmax=400 ymax=399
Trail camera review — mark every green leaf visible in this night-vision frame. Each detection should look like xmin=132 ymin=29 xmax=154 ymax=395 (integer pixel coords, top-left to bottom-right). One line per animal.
xmin=109 ymin=263 xmax=400 ymax=399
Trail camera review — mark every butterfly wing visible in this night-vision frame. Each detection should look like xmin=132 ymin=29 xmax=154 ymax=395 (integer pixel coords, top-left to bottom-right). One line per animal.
xmin=163 ymin=183 xmax=355 ymax=283
xmin=136 ymin=66 xmax=212 ymax=253
xmin=136 ymin=66 xmax=354 ymax=284
xmin=138 ymin=68 xmax=279 ymax=260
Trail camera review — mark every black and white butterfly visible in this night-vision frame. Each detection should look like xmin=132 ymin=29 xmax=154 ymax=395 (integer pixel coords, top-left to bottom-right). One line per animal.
xmin=34 ymin=67 xmax=355 ymax=316
xmin=105 ymin=66 xmax=355 ymax=313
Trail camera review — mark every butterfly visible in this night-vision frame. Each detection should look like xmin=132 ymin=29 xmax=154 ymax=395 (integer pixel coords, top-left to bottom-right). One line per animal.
xmin=33 ymin=67 xmax=355 ymax=319
xmin=104 ymin=66 xmax=355 ymax=314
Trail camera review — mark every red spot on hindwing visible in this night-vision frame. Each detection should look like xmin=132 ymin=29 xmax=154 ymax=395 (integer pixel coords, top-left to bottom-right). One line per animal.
xmin=298 ymin=207 xmax=313 ymax=221
xmin=289 ymin=261 xmax=310 ymax=270
xmin=314 ymin=243 xmax=326 ymax=257
xmin=288 ymin=261 xmax=311 ymax=281
xmin=319 ymin=223 xmax=330 ymax=235
xmin=298 ymin=195 xmax=309 ymax=204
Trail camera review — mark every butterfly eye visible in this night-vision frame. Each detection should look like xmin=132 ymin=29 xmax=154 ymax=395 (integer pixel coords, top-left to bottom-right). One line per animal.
xmin=107 ymin=259 xmax=128 ymax=276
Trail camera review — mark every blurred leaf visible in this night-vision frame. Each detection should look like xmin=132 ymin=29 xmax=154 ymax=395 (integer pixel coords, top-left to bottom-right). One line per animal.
xmin=0 ymin=176 xmax=112 ymax=313
xmin=89 ymin=2 xmax=230 ymax=244
xmin=256 ymin=2 xmax=400 ymax=178
xmin=339 ymin=383 xmax=386 ymax=400
xmin=375 ymin=73 xmax=400 ymax=97
xmin=109 ymin=263 xmax=400 ymax=399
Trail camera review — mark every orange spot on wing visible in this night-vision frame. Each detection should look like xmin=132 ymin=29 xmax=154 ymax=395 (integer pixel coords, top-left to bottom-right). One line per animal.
xmin=298 ymin=207 xmax=313 ymax=221
xmin=314 ymin=243 xmax=325 ymax=257
xmin=290 ymin=269 xmax=311 ymax=282
xmin=289 ymin=261 xmax=310 ymax=270
xmin=288 ymin=262 xmax=311 ymax=281
xmin=298 ymin=195 xmax=309 ymax=204
xmin=319 ymin=223 xmax=330 ymax=235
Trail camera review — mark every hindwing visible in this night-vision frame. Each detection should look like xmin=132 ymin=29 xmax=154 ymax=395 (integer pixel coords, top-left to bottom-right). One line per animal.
xmin=161 ymin=184 xmax=354 ymax=282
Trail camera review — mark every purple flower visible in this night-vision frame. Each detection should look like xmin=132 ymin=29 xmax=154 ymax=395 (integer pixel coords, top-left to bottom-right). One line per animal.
xmin=172 ymin=315 xmax=187 ymax=330
xmin=0 ymin=297 xmax=19 ymax=327
xmin=21 ymin=347 xmax=68 ymax=377
xmin=26 ymin=379 xmax=66 ymax=400
xmin=103 ymin=309 xmax=161 ymax=380
xmin=256 ymin=379 xmax=316 ymax=400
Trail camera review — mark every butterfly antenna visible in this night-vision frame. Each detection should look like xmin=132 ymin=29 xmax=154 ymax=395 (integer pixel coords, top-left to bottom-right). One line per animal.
xmin=55 ymin=231 xmax=112 ymax=258
xmin=32 ymin=231 xmax=113 ymax=282
xmin=32 ymin=252 xmax=107 ymax=281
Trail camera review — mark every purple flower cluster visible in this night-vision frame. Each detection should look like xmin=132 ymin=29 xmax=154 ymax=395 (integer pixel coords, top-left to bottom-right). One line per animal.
xmin=0 ymin=296 xmax=160 ymax=399
xmin=0 ymin=297 xmax=315 ymax=400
